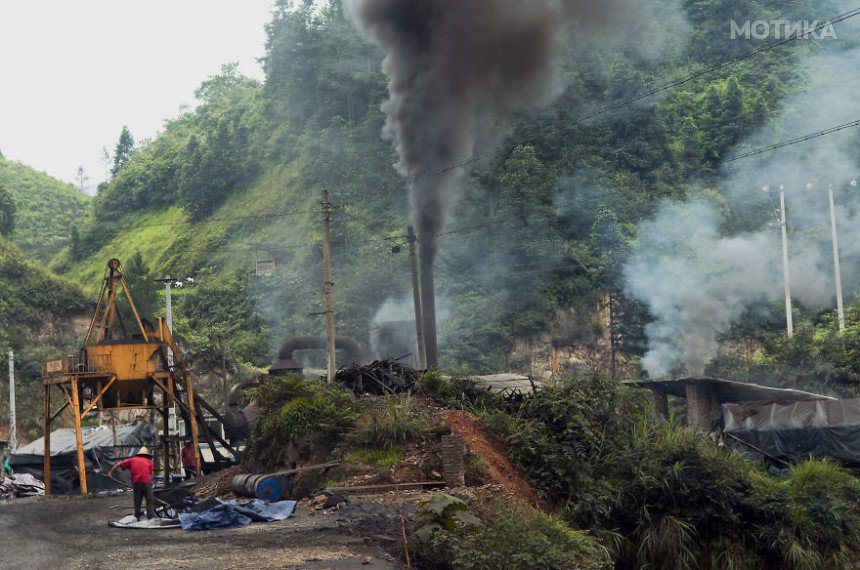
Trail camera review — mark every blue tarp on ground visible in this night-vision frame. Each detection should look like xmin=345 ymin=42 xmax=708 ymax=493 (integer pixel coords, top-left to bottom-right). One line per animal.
xmin=178 ymin=498 xmax=297 ymax=531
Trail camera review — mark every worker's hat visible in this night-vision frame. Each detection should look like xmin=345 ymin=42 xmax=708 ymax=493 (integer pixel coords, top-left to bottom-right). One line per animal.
xmin=137 ymin=446 xmax=152 ymax=457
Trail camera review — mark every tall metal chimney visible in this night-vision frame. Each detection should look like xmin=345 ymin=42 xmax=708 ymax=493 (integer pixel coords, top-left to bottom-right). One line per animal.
xmin=418 ymin=246 xmax=438 ymax=368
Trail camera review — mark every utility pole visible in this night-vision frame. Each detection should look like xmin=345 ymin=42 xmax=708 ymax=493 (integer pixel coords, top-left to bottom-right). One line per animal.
xmin=608 ymin=292 xmax=617 ymax=382
xmin=8 ymin=350 xmax=16 ymax=451
xmin=321 ymin=189 xmax=337 ymax=384
xmin=154 ymin=275 xmax=194 ymax=434
xmin=827 ymin=183 xmax=846 ymax=331
xmin=776 ymin=185 xmax=794 ymax=337
xmin=408 ymin=226 xmax=427 ymax=369
xmin=763 ymin=185 xmax=794 ymax=338
xmin=154 ymin=276 xmax=178 ymax=364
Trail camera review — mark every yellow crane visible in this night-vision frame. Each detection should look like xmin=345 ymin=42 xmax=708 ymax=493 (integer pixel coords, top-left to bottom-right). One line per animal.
xmin=41 ymin=258 xmax=204 ymax=495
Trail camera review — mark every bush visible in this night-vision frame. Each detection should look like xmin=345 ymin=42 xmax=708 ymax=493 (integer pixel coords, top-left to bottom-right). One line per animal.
xmin=506 ymin=374 xmax=636 ymax=508
xmin=414 ymin=370 xmax=506 ymax=410
xmin=767 ymin=460 xmax=860 ymax=569
xmin=583 ymin=420 xmax=860 ymax=569
xmin=246 ymin=374 xmax=356 ymax=465
xmin=498 ymin=375 xmax=860 ymax=568
xmin=412 ymin=496 xmax=610 ymax=570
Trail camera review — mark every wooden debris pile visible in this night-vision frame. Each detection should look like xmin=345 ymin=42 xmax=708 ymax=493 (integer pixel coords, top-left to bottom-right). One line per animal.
xmin=336 ymin=359 xmax=421 ymax=396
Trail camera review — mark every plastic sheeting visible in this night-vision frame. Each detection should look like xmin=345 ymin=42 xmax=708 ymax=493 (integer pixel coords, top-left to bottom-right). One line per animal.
xmin=109 ymin=515 xmax=182 ymax=529
xmin=179 ymin=499 xmax=297 ymax=531
xmin=723 ymin=398 xmax=860 ymax=465
xmin=0 ymin=473 xmax=45 ymax=497
xmin=9 ymin=423 xmax=157 ymax=494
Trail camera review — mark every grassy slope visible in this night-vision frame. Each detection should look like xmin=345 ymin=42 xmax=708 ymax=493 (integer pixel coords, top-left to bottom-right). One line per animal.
xmin=0 ymin=157 xmax=90 ymax=263
xmin=57 ymin=161 xmax=317 ymax=295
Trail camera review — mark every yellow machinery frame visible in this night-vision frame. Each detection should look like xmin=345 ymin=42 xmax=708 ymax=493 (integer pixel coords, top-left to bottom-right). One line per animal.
xmin=41 ymin=259 xmax=202 ymax=495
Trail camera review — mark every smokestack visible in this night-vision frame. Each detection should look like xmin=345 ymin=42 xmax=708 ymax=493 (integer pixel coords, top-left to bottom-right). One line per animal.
xmin=419 ymin=243 xmax=438 ymax=367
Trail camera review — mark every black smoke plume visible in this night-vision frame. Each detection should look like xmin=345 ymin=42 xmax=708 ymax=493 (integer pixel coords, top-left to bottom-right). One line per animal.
xmin=345 ymin=0 xmax=643 ymax=364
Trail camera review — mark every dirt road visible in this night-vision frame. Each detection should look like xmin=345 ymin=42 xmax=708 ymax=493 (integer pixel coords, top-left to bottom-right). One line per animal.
xmin=0 ymin=494 xmax=406 ymax=569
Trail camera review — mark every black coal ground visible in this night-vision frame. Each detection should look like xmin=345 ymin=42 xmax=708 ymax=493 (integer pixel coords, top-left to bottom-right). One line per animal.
xmin=0 ymin=494 xmax=407 ymax=569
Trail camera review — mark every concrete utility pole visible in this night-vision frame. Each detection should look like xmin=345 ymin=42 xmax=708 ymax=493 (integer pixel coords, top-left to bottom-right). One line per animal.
xmin=779 ymin=185 xmax=794 ymax=338
xmin=154 ymin=275 xmax=194 ymax=433
xmin=408 ymin=226 xmax=427 ymax=369
xmin=764 ymin=185 xmax=794 ymax=338
xmin=154 ymin=276 xmax=177 ymax=364
xmin=828 ymin=183 xmax=846 ymax=331
xmin=321 ymin=189 xmax=337 ymax=384
xmin=8 ymin=350 xmax=16 ymax=451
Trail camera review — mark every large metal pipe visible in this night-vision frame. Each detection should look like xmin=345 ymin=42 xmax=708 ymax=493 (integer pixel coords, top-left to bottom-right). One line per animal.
xmin=270 ymin=336 xmax=364 ymax=375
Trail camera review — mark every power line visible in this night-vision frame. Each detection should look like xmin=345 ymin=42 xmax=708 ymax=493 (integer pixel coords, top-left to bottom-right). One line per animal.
xmin=411 ymin=6 xmax=860 ymax=183
xmin=722 ymin=117 xmax=860 ymax=163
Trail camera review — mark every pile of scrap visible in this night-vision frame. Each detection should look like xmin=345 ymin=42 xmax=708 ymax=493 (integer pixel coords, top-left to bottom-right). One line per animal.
xmin=336 ymin=359 xmax=421 ymax=396
xmin=0 ymin=473 xmax=45 ymax=497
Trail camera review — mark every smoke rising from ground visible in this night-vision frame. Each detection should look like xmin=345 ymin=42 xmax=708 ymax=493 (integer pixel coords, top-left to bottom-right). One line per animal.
xmin=625 ymin=18 xmax=860 ymax=378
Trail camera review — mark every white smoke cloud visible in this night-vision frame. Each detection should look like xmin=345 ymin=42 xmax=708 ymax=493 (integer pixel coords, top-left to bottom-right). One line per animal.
xmin=625 ymin=11 xmax=860 ymax=377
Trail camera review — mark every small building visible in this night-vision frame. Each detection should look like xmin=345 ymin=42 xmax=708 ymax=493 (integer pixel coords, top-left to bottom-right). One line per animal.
xmin=627 ymin=378 xmax=860 ymax=466
xmin=629 ymin=377 xmax=834 ymax=431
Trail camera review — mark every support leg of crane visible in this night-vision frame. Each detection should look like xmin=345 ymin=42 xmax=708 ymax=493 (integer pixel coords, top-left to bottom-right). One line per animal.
xmin=43 ymin=384 xmax=51 ymax=496
xmin=161 ymin=404 xmax=170 ymax=486
xmin=184 ymin=374 xmax=202 ymax=476
xmin=153 ymin=374 xmax=211 ymax=473
xmin=70 ymin=378 xmax=88 ymax=495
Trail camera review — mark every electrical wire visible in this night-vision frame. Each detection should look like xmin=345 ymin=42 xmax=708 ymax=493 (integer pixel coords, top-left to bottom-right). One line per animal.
xmin=722 ymin=117 xmax=860 ymax=163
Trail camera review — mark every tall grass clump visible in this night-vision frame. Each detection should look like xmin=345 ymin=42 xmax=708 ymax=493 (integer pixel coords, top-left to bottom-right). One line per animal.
xmin=347 ymin=395 xmax=434 ymax=450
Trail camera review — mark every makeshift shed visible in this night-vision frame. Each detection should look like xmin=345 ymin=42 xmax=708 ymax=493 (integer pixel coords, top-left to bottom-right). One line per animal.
xmin=10 ymin=423 xmax=157 ymax=494
xmin=627 ymin=377 xmax=834 ymax=431
xmin=723 ymin=398 xmax=860 ymax=466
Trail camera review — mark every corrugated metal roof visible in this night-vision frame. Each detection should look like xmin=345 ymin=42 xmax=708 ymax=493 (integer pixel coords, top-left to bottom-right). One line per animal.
xmin=15 ymin=424 xmax=151 ymax=456
xmin=625 ymin=377 xmax=835 ymax=403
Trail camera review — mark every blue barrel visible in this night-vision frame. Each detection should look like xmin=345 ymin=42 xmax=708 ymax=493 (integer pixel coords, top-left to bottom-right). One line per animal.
xmin=253 ymin=476 xmax=282 ymax=502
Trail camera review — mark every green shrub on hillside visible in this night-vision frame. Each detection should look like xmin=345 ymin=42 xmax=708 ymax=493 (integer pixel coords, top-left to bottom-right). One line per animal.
xmin=246 ymin=374 xmax=356 ymax=465
xmin=500 ymin=376 xmax=860 ymax=569
xmin=0 ymin=157 xmax=89 ymax=263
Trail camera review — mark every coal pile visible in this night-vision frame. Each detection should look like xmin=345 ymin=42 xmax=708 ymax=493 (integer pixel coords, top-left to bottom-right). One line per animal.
xmin=336 ymin=359 xmax=421 ymax=396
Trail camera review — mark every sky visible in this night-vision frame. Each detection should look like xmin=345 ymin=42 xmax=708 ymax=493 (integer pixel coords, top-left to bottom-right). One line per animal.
xmin=0 ymin=0 xmax=275 ymax=192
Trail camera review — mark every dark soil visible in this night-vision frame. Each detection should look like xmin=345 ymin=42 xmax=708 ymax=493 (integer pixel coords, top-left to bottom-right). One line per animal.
xmin=0 ymin=493 xmax=407 ymax=569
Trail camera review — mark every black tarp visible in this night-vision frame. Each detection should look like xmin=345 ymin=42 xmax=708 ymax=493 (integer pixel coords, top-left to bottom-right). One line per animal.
xmin=723 ymin=399 xmax=860 ymax=466
xmin=10 ymin=423 xmax=157 ymax=494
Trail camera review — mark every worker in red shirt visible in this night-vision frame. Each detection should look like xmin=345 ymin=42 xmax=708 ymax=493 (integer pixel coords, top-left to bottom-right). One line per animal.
xmin=181 ymin=439 xmax=198 ymax=479
xmin=108 ymin=446 xmax=155 ymax=520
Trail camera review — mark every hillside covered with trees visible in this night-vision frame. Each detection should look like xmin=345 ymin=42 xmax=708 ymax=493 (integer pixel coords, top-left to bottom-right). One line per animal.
xmin=34 ymin=0 xmax=860 ymax=399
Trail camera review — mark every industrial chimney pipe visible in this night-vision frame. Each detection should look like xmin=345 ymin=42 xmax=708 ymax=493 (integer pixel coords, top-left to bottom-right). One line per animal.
xmin=418 ymin=245 xmax=438 ymax=368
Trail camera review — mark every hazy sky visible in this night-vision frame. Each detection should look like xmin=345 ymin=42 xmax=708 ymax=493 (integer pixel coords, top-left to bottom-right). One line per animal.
xmin=0 ymin=1 xmax=275 ymax=191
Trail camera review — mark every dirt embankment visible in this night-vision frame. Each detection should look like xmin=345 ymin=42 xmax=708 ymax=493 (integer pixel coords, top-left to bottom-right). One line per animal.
xmin=441 ymin=410 xmax=543 ymax=507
